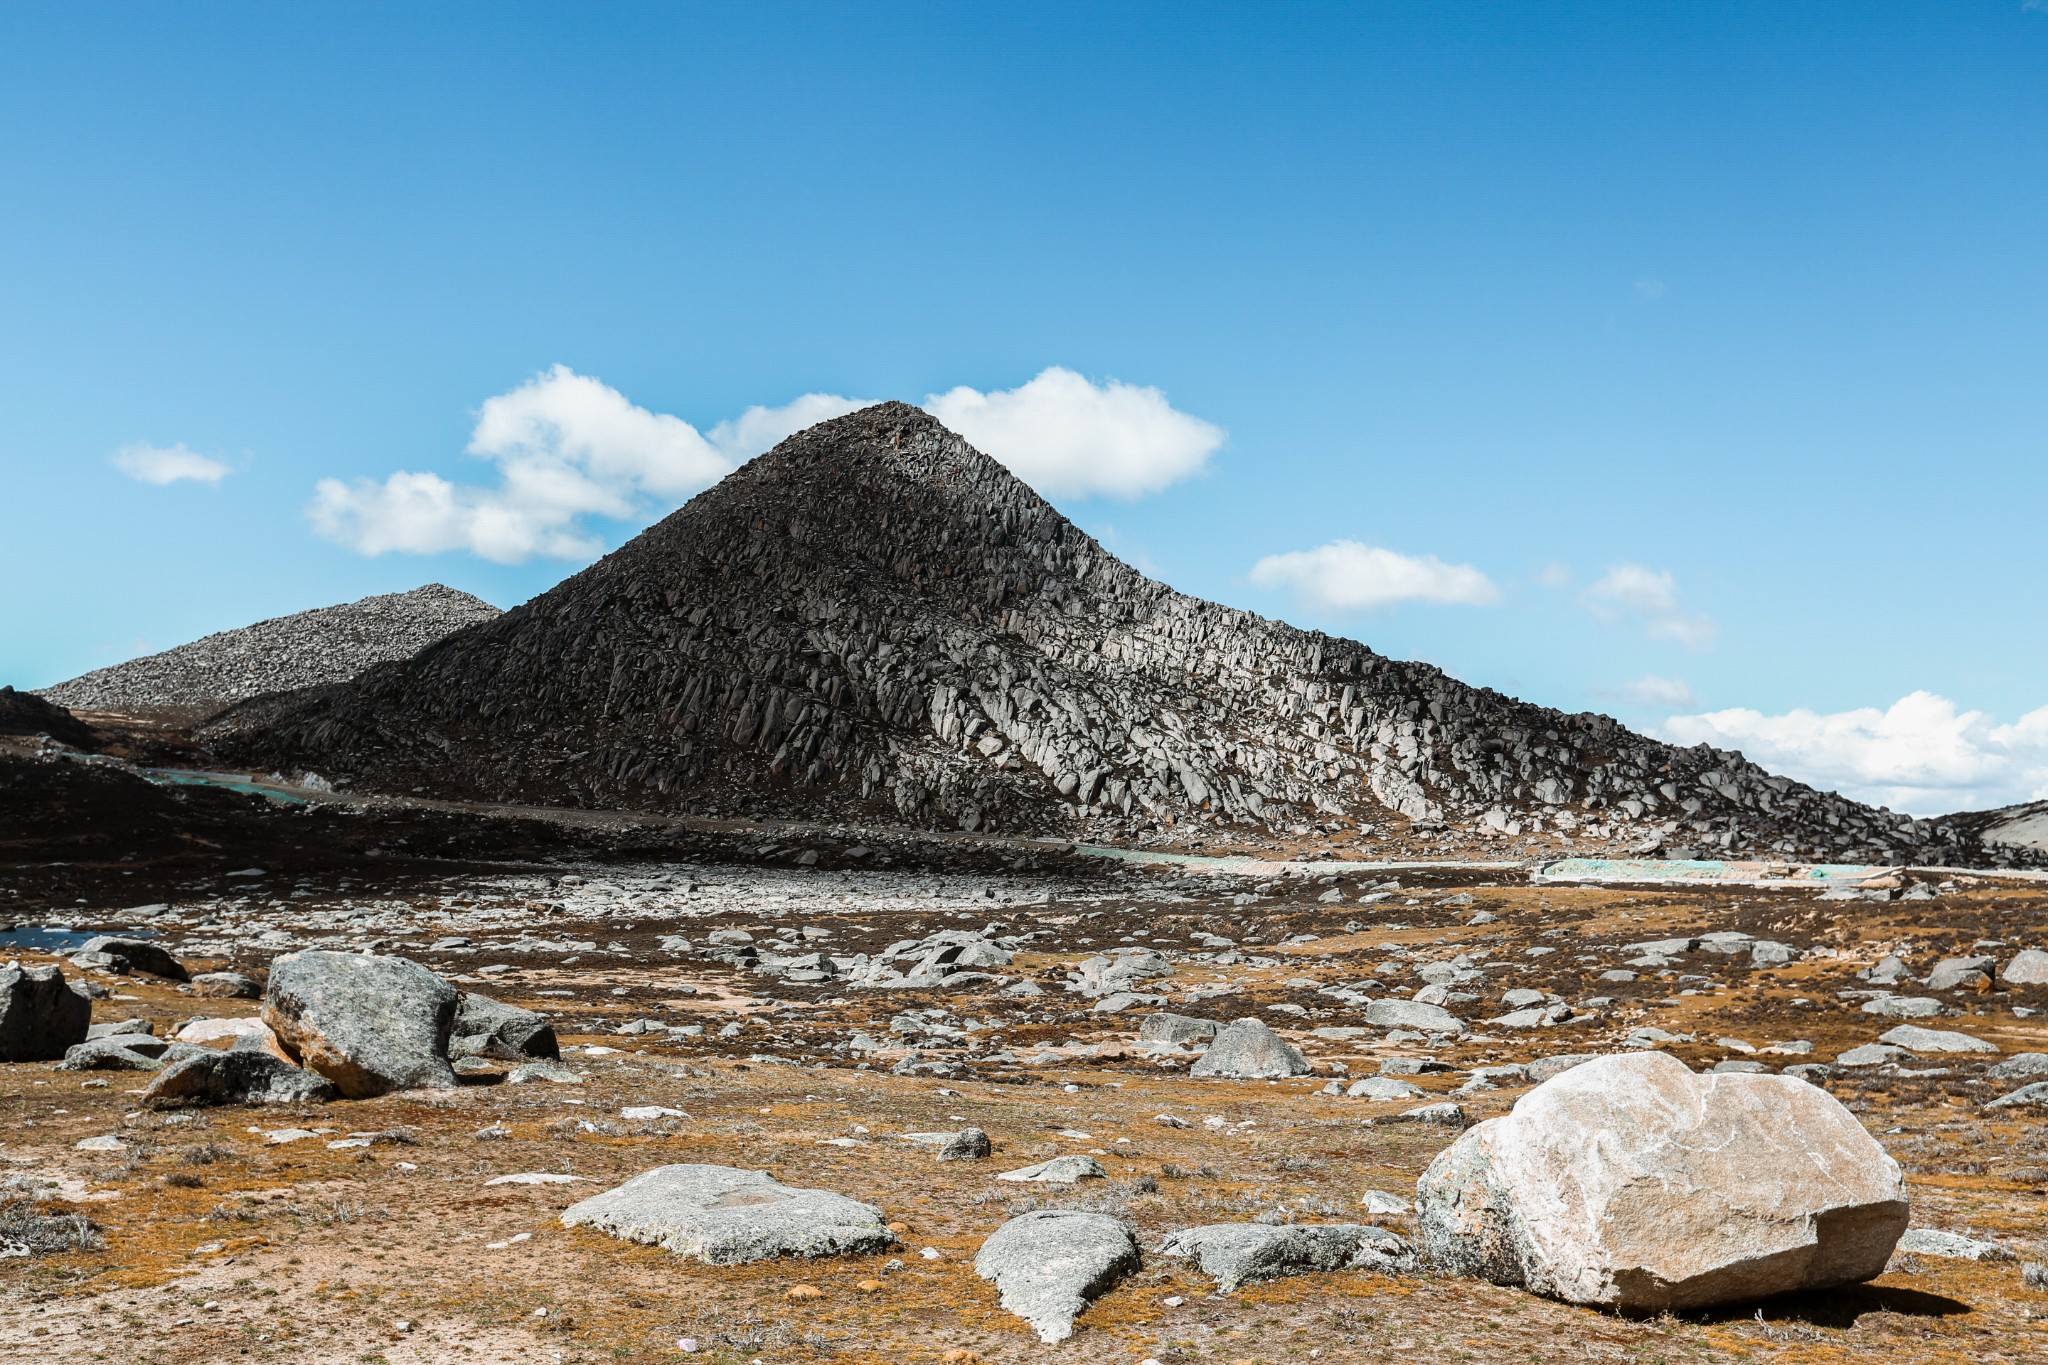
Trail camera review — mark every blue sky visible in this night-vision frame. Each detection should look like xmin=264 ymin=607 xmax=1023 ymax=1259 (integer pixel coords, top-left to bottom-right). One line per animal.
xmin=2 ymin=2 xmax=2044 ymax=814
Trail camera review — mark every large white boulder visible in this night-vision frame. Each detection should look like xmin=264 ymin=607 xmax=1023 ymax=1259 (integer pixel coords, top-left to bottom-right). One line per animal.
xmin=561 ymin=1165 xmax=894 ymax=1264
xmin=1415 ymin=1052 xmax=1907 ymax=1313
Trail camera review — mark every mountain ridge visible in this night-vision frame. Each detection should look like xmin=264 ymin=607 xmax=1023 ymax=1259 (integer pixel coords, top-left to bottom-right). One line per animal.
xmin=200 ymin=403 xmax=2014 ymax=865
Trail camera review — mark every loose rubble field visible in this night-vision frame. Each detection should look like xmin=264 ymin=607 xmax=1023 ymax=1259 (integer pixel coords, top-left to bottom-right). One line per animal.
xmin=6 ymin=839 xmax=2048 ymax=1364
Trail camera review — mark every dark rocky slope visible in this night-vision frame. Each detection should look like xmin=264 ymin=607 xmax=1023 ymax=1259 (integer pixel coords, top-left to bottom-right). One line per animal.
xmin=40 ymin=584 xmax=500 ymax=720
xmin=201 ymin=403 xmax=2004 ymax=864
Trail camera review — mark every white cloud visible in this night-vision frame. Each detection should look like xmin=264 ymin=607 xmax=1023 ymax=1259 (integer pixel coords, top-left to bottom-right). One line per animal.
xmin=923 ymin=366 xmax=1224 ymax=499
xmin=1581 ymin=562 xmax=1716 ymax=650
xmin=1535 ymin=561 xmax=1572 ymax=589
xmin=112 ymin=442 xmax=230 ymax=485
xmin=1658 ymin=691 xmax=2048 ymax=815
xmin=706 ymin=392 xmax=871 ymax=462
xmin=310 ymin=367 xmax=870 ymax=564
xmin=1249 ymin=539 xmax=1500 ymax=613
xmin=1608 ymin=674 xmax=1696 ymax=708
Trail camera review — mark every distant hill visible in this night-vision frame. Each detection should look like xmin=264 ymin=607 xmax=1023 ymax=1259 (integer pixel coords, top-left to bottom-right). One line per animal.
xmin=201 ymin=403 xmax=2011 ymax=865
xmin=40 ymin=584 xmax=500 ymax=720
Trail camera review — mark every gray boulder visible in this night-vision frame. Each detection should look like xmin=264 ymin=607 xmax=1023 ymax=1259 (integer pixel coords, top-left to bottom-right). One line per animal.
xmin=2003 ymin=949 xmax=2048 ymax=986
xmin=1190 ymin=1018 xmax=1310 ymax=1079
xmin=262 ymin=951 xmax=457 ymax=1097
xmin=1365 ymin=999 xmax=1465 ymax=1035
xmin=1346 ymin=1076 xmax=1425 ymax=1101
xmin=1860 ymin=996 xmax=1943 ymax=1018
xmin=73 ymin=936 xmax=187 ymax=981
xmin=58 ymin=1035 xmax=182 ymax=1071
xmin=507 ymin=1059 xmax=584 ymax=1084
xmin=1837 ymin=1044 xmax=1908 ymax=1068
xmin=451 ymin=992 xmax=559 ymax=1061
xmin=1925 ymin=956 xmax=1994 ymax=991
xmin=86 ymin=1019 xmax=153 ymax=1039
xmin=1987 ymin=1052 xmax=2048 ymax=1080
xmin=142 ymin=1048 xmax=339 ymax=1108
xmin=1877 ymin=1024 xmax=1997 ymax=1055
xmin=190 ymin=972 xmax=263 ymax=999
xmin=974 ymin=1210 xmax=1140 ymax=1345
xmin=1986 ymin=1082 xmax=2048 ymax=1110
xmin=1416 ymin=1052 xmax=1908 ymax=1313
xmin=1138 ymin=1013 xmax=1219 ymax=1045
xmin=560 ymin=1164 xmax=894 ymax=1264
xmin=1160 ymin=1222 xmax=1414 ymax=1292
xmin=0 ymin=964 xmax=92 ymax=1061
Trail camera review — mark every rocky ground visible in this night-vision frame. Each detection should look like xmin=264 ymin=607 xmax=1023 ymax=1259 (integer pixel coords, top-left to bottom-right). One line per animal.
xmin=5 ymin=813 xmax=2048 ymax=1363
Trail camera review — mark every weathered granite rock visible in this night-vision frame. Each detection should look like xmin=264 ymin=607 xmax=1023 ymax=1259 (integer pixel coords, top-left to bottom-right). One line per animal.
xmin=1190 ymin=1018 xmax=1310 ymax=1078
xmin=450 ymin=992 xmax=559 ymax=1061
xmin=1416 ymin=1052 xmax=1908 ymax=1312
xmin=1160 ymin=1222 xmax=1414 ymax=1292
xmin=975 ymin=1210 xmax=1141 ymax=1344
xmin=1366 ymin=1000 xmax=1465 ymax=1035
xmin=58 ymin=1036 xmax=179 ymax=1071
xmin=2003 ymin=949 xmax=2048 ymax=986
xmin=262 ymin=951 xmax=457 ymax=1097
xmin=142 ymin=1048 xmax=340 ymax=1108
xmin=1346 ymin=1076 xmax=1425 ymax=1101
xmin=190 ymin=972 xmax=263 ymax=999
xmin=1926 ymin=956 xmax=1995 ymax=991
xmin=560 ymin=1165 xmax=893 ymax=1264
xmin=1138 ymin=1013 xmax=1219 ymax=1045
xmin=997 ymin=1155 xmax=1107 ymax=1183
xmin=0 ymin=964 xmax=91 ymax=1062
xmin=1988 ymin=1052 xmax=2048 ymax=1080
xmin=1878 ymin=1024 xmax=1997 ymax=1055
xmin=1986 ymin=1082 xmax=2048 ymax=1110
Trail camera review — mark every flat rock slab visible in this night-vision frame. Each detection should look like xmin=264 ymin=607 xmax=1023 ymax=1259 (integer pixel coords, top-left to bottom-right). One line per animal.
xmin=1878 ymin=1024 xmax=1998 ymax=1054
xmin=1416 ymin=1052 xmax=1907 ymax=1313
xmin=560 ymin=1164 xmax=894 ymax=1265
xmin=997 ymin=1155 xmax=1106 ymax=1183
xmin=974 ymin=1210 xmax=1140 ymax=1344
xmin=1190 ymin=1018 xmax=1310 ymax=1078
xmin=1897 ymin=1228 xmax=2010 ymax=1261
xmin=1346 ymin=1076 xmax=1425 ymax=1101
xmin=1365 ymin=999 xmax=1465 ymax=1035
xmin=1160 ymin=1222 xmax=1414 ymax=1292
xmin=263 ymin=951 xmax=458 ymax=1098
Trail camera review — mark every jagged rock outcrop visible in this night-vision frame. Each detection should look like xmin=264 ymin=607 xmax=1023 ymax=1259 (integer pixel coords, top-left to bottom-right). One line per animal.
xmin=199 ymin=404 xmax=2000 ymax=862
xmin=41 ymin=584 xmax=499 ymax=719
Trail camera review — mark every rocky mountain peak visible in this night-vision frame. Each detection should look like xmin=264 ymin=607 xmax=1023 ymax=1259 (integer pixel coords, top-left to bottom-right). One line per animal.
xmin=200 ymin=409 xmax=2016 ymax=866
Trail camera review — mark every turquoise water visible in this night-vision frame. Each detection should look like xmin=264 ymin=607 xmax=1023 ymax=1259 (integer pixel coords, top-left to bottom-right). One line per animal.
xmin=0 ymin=926 xmax=159 ymax=951
xmin=145 ymin=769 xmax=315 ymax=805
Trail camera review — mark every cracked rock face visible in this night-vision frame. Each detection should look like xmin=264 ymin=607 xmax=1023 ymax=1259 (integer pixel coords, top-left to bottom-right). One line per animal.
xmin=40 ymin=584 xmax=498 ymax=719
xmin=974 ymin=1210 xmax=1141 ymax=1344
xmin=1416 ymin=1052 xmax=1909 ymax=1313
xmin=261 ymin=951 xmax=459 ymax=1098
xmin=559 ymin=1164 xmax=894 ymax=1265
xmin=196 ymin=404 xmax=2001 ymax=864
